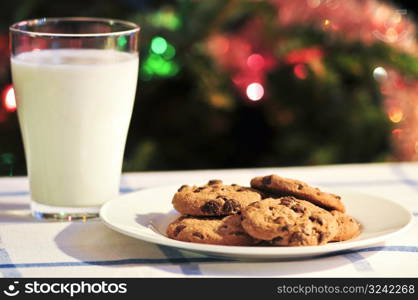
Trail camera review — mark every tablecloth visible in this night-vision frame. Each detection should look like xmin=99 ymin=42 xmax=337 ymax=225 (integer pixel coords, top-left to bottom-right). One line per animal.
xmin=0 ymin=162 xmax=417 ymax=277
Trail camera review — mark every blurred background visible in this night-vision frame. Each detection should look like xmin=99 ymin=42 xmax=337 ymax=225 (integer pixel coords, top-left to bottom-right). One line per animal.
xmin=1 ymin=0 xmax=418 ymax=175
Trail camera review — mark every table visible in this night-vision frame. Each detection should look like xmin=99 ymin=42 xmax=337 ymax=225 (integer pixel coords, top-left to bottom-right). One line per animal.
xmin=0 ymin=163 xmax=417 ymax=277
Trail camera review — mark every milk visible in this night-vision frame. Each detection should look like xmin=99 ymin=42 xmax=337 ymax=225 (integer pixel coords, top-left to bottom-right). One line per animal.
xmin=11 ymin=49 xmax=139 ymax=207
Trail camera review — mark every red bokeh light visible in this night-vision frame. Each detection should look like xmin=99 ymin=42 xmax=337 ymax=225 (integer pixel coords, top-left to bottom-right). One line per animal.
xmin=247 ymin=53 xmax=265 ymax=71
xmin=293 ymin=64 xmax=308 ymax=79
xmin=285 ymin=47 xmax=323 ymax=64
xmin=2 ymin=85 xmax=17 ymax=112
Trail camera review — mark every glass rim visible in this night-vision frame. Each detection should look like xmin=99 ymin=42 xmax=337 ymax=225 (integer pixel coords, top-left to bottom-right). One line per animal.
xmin=9 ymin=17 xmax=140 ymax=37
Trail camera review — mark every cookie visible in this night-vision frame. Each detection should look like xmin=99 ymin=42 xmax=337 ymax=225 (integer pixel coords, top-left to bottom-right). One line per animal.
xmin=330 ymin=210 xmax=361 ymax=242
xmin=241 ymin=197 xmax=339 ymax=246
xmin=251 ymin=174 xmax=345 ymax=212
xmin=166 ymin=214 xmax=258 ymax=246
xmin=172 ymin=180 xmax=262 ymax=216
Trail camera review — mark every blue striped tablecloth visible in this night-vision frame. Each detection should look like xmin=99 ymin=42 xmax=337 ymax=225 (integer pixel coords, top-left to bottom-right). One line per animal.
xmin=0 ymin=163 xmax=417 ymax=277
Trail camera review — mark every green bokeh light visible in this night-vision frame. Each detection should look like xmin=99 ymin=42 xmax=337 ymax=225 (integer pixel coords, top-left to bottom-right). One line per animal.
xmin=151 ymin=37 xmax=168 ymax=54
xmin=141 ymin=38 xmax=180 ymax=80
xmin=148 ymin=54 xmax=165 ymax=69
xmin=149 ymin=10 xmax=181 ymax=31
xmin=117 ymin=36 xmax=128 ymax=49
xmin=155 ymin=61 xmax=173 ymax=76
xmin=141 ymin=54 xmax=180 ymax=79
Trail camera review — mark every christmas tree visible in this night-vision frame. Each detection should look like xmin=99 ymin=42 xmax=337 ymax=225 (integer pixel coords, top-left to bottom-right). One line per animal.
xmin=1 ymin=0 xmax=418 ymax=175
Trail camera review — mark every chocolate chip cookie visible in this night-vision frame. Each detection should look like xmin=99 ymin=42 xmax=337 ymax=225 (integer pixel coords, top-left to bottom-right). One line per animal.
xmin=172 ymin=180 xmax=262 ymax=216
xmin=166 ymin=214 xmax=258 ymax=246
xmin=241 ymin=196 xmax=339 ymax=246
xmin=330 ymin=210 xmax=361 ymax=242
xmin=251 ymin=174 xmax=345 ymax=212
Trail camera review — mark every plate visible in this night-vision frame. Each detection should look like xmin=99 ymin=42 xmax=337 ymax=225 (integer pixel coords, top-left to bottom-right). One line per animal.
xmin=100 ymin=183 xmax=413 ymax=260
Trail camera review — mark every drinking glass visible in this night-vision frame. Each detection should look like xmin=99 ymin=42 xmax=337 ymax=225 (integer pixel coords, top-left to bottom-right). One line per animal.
xmin=9 ymin=17 xmax=140 ymax=220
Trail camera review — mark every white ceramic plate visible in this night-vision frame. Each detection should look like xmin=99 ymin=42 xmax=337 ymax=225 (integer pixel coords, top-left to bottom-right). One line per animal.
xmin=100 ymin=183 xmax=413 ymax=260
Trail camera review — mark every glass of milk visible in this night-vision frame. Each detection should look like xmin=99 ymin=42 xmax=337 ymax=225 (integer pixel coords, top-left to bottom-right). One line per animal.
xmin=9 ymin=18 xmax=140 ymax=221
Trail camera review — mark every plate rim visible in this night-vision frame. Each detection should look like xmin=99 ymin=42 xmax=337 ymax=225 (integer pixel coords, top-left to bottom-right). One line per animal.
xmin=100 ymin=184 xmax=414 ymax=258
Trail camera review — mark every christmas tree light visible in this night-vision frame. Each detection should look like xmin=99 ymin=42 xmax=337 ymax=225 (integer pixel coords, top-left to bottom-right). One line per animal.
xmin=246 ymin=83 xmax=264 ymax=101
xmin=2 ymin=85 xmax=16 ymax=112
xmin=117 ymin=36 xmax=128 ymax=49
xmin=141 ymin=37 xmax=179 ymax=79
xmin=148 ymin=9 xmax=181 ymax=31
xmin=151 ymin=37 xmax=168 ymax=55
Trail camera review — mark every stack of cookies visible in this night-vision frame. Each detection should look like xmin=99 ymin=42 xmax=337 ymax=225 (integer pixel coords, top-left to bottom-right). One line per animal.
xmin=166 ymin=175 xmax=360 ymax=246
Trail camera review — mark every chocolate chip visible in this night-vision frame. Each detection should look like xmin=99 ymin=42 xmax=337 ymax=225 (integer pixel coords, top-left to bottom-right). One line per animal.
xmin=309 ymin=216 xmax=324 ymax=225
xmin=335 ymin=195 xmax=341 ymax=200
xmin=208 ymin=179 xmax=222 ymax=185
xmin=281 ymin=225 xmax=289 ymax=231
xmin=231 ymin=184 xmax=238 ymax=186
xmin=280 ymin=198 xmax=293 ymax=206
xmin=201 ymin=201 xmax=221 ymax=214
xmin=262 ymin=175 xmax=273 ymax=185
xmin=318 ymin=232 xmax=327 ymax=243
xmin=236 ymin=188 xmax=245 ymax=192
xmin=222 ymin=199 xmax=240 ymax=214
xmin=192 ymin=232 xmax=204 ymax=239
xmin=289 ymin=232 xmax=303 ymax=243
xmin=177 ymin=185 xmax=188 ymax=192
xmin=173 ymin=225 xmax=186 ymax=237
xmin=291 ymin=204 xmax=305 ymax=213
xmin=297 ymin=184 xmax=304 ymax=190
xmin=193 ymin=187 xmax=204 ymax=193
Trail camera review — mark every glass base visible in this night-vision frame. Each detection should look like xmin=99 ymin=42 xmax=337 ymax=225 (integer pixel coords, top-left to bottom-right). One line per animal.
xmin=30 ymin=200 xmax=100 ymax=221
